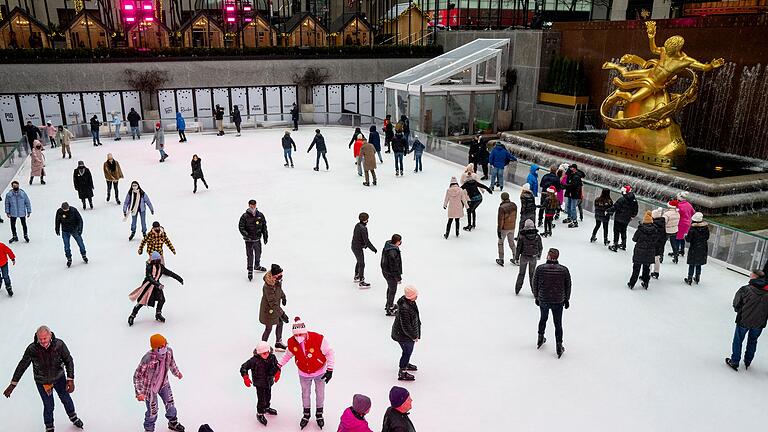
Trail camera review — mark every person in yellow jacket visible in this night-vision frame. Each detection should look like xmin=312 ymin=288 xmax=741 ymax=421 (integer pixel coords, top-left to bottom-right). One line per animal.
xmin=139 ymin=221 xmax=176 ymax=263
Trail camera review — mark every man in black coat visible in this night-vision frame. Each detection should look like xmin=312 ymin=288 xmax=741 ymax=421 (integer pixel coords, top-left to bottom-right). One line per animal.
xmin=726 ymin=270 xmax=768 ymax=371
xmin=532 ymin=248 xmax=571 ymax=358
xmin=381 ymin=234 xmax=403 ymax=316
xmin=307 ymin=129 xmax=329 ymax=171
xmin=127 ymin=108 xmax=142 ymax=139
xmin=290 ymin=103 xmax=299 ymax=131
xmin=214 ymin=104 xmax=225 ymax=136
xmin=514 ymin=219 xmax=543 ymax=295
xmin=608 ymin=186 xmax=639 ymax=251
xmin=382 ymin=386 xmax=416 ymax=432
xmin=55 ymin=202 xmax=87 ymax=268
xmin=89 ymin=115 xmax=102 ymax=146
xmin=239 ymin=199 xmax=269 ymax=280
xmin=351 ymin=212 xmax=377 ymax=288
xmin=4 ymin=326 xmax=84 ymax=431
xmin=383 ymin=114 xmax=394 ymax=153
xmin=538 ymin=165 xmax=560 ymax=226
xmin=391 ymin=286 xmax=420 ymax=381
xmin=563 ymin=164 xmax=585 ymax=227
xmin=628 ymin=212 xmax=657 ymax=289
xmin=23 ymin=121 xmax=42 ymax=152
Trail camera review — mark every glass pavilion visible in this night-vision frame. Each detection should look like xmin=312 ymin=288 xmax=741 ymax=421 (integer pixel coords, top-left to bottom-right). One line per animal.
xmin=384 ymin=38 xmax=509 ymax=137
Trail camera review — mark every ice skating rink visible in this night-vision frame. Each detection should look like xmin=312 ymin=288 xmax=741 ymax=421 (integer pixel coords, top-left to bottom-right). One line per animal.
xmin=0 ymin=126 xmax=763 ymax=431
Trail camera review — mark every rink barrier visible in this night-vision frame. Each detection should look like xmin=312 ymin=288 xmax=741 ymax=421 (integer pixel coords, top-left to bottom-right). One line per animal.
xmin=418 ymin=131 xmax=768 ymax=275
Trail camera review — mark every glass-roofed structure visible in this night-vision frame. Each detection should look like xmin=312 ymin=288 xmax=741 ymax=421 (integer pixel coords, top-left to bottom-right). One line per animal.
xmin=384 ymin=38 xmax=510 ymax=137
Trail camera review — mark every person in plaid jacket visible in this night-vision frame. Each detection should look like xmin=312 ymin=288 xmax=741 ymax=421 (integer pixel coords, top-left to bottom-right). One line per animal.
xmin=133 ymin=334 xmax=185 ymax=432
xmin=139 ymin=222 xmax=176 ymax=261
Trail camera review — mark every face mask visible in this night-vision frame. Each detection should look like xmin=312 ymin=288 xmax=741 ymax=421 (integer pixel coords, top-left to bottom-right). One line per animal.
xmin=157 ymin=347 xmax=168 ymax=355
xmin=295 ymin=335 xmax=306 ymax=344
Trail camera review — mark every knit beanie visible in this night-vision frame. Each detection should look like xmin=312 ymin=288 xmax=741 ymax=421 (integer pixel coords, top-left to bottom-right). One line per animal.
xmin=150 ymin=251 xmax=162 ymax=261
xmin=150 ymin=334 xmax=167 ymax=350
xmin=522 ymin=183 xmax=530 ymax=191
xmin=450 ymin=176 xmax=458 ymax=185
xmin=352 ymin=394 xmax=372 ymax=414
xmin=642 ymin=211 xmax=653 ymax=224
xmin=692 ymin=212 xmax=704 ymax=222
xmin=270 ymin=264 xmax=283 ymax=276
xmin=155 ymin=122 xmax=161 ymax=128
xmin=651 ymin=208 xmax=663 ymax=219
xmin=677 ymin=191 xmax=689 ymax=201
xmin=292 ymin=317 xmax=308 ymax=335
xmin=524 ymin=219 xmax=535 ymax=229
xmin=77 ymin=160 xmax=85 ymax=167
xmin=404 ymin=285 xmax=418 ymax=300
xmin=389 ymin=386 xmax=410 ymax=408
xmin=152 ymin=221 xmax=161 ymax=228
xmin=255 ymin=341 xmax=271 ymax=355
xmin=500 ymin=192 xmax=509 ymax=201
xmin=61 ymin=202 xmax=70 ymax=210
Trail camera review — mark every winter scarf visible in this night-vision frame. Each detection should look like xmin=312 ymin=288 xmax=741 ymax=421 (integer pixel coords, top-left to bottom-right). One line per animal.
xmin=129 ymin=190 xmax=141 ymax=216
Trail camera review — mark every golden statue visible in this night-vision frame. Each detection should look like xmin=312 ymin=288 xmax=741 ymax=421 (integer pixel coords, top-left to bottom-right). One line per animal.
xmin=600 ymin=21 xmax=725 ymax=163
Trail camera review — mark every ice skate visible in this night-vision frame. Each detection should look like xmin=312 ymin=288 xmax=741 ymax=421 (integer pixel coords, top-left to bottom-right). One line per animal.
xmin=556 ymin=344 xmax=565 ymax=359
xmin=537 ymin=334 xmax=546 ymax=349
xmin=265 ymin=407 xmax=278 ymax=415
xmin=397 ymin=370 xmax=415 ymax=381
xmin=641 ymin=280 xmax=649 ymax=290
xmin=405 ymin=363 xmax=418 ymax=371
xmin=694 ymin=276 xmax=700 ymax=285
xmin=315 ymin=408 xmax=324 ymax=429
xmin=568 ymin=221 xmax=578 ymax=228
xmin=129 ymin=231 xmax=136 ymax=241
xmin=66 ymin=258 xmax=72 ymax=268
xmin=82 ymin=255 xmax=88 ymax=264
xmin=128 ymin=314 xmax=135 ymax=326
xmin=495 ymin=259 xmax=504 ymax=266
xmin=274 ymin=342 xmax=287 ymax=352
xmin=608 ymin=244 xmax=619 ymax=252
xmin=314 ymin=167 xmax=319 ymax=171
xmin=8 ymin=236 xmax=17 ymax=244
xmin=385 ymin=306 xmax=397 ymax=317
xmin=651 ymin=272 xmax=659 ymax=279
xmin=590 ymin=236 xmax=597 ymax=243
xmin=510 ymin=258 xmax=519 ymax=266
xmin=257 ymin=414 xmax=267 ymax=425
xmin=300 ymin=408 xmax=311 ymax=429
xmin=69 ymin=414 xmax=83 ymax=428
xmin=24 ymin=235 xmax=29 ymax=243
xmin=155 ymin=313 xmax=166 ymax=323
xmin=725 ymin=358 xmax=738 ymax=371
xmin=6 ymin=286 xmax=12 ymax=297
xmin=684 ymin=277 xmax=693 ymax=285
xmin=168 ymin=419 xmax=185 ymax=431
xmin=627 ymin=282 xmax=634 ymax=290
xmin=248 ymin=271 xmax=253 ymax=281
xmin=359 ymin=281 xmax=371 ymax=288
xmin=604 ymin=239 xmax=610 ymax=246
xmin=255 ymin=266 xmax=267 ymax=272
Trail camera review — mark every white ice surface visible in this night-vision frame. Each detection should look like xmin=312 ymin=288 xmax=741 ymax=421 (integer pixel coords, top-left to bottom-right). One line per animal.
xmin=0 ymin=127 xmax=763 ymax=432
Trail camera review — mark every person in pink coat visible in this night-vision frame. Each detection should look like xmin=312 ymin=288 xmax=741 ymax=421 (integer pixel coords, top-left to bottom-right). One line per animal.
xmin=337 ymin=394 xmax=373 ymax=432
xmin=557 ymin=164 xmax=568 ymax=219
xmin=30 ymin=140 xmax=46 ymax=185
xmin=443 ymin=176 xmax=468 ymax=239
xmin=675 ymin=191 xmax=695 ymax=256
xmin=44 ymin=122 xmax=57 ymax=148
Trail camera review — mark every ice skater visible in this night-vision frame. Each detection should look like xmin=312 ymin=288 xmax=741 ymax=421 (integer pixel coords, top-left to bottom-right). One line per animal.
xmin=139 ymin=221 xmax=176 ymax=261
xmin=650 ymin=208 xmax=668 ymax=279
xmin=351 ymin=212 xmax=377 ymax=288
xmin=128 ymin=251 xmax=184 ymax=325
xmin=214 ymin=104 xmax=225 ymax=136
xmin=518 ymin=183 xmax=537 ymax=232
xmin=240 ymin=341 xmax=281 ymax=425
xmin=533 ymin=248 xmax=571 ymax=358
xmin=461 ymin=174 xmax=492 ymax=231
xmin=56 ymin=125 xmax=73 ymax=159
xmin=232 ymin=105 xmax=242 ymax=136
xmin=684 ymin=212 xmax=709 ymax=285
xmin=361 ymin=138 xmax=378 ymax=186
xmin=369 ymin=125 xmax=383 ymax=163
xmin=515 ymin=219 xmax=543 ymax=295
xmin=383 ymin=114 xmax=394 ymax=153
xmin=123 ymin=181 xmax=155 ymax=241
xmin=391 ymin=285 xmax=420 ymax=381
xmin=55 ymin=202 xmax=87 ymax=268
xmin=260 ymin=264 xmax=288 ymax=351
xmin=391 ymin=129 xmax=408 ymax=176
xmin=103 ymin=154 xmax=124 ymax=204
xmin=381 ymin=234 xmax=403 ymax=316
xmin=239 ymin=199 xmax=269 ymax=280
xmin=496 ymin=192 xmax=518 ymax=266
xmin=176 ymin=112 xmax=187 ymax=142
xmin=0 ymin=240 xmax=14 ymax=296
xmin=591 ymin=188 xmax=613 ymax=245
xmin=725 ymin=269 xmax=768 ymax=371
xmin=44 ymin=121 xmax=57 ymax=148
xmin=5 ymin=180 xmax=31 ymax=243
xmin=608 ymin=185 xmax=638 ymax=252
xmin=349 ymin=128 xmax=365 ymax=177
xmin=337 ymin=394 xmax=372 ymax=432
xmin=4 ymin=326 xmax=84 ymax=432
xmin=111 ymin=111 xmax=122 ymax=141
xmin=675 ymin=191 xmax=696 ymax=258
xmin=30 ymin=140 xmax=46 ymax=185
xmin=128 ymin=108 xmax=141 ymax=139
xmin=663 ymin=200 xmax=681 ymax=262
xmin=411 ymin=134 xmax=425 ymax=173
xmin=89 ymin=115 xmax=102 ymax=146
xmin=278 ymin=317 xmax=335 ymax=430
xmin=290 ymin=103 xmax=299 ymax=131
xmin=72 ymin=161 xmax=94 ymax=210
xmin=282 ymin=131 xmax=296 ymax=168
xmin=151 ymin=122 xmax=168 ymax=163
xmin=627 ymin=211 xmax=656 ymax=290
xmin=542 ymin=186 xmax=559 ymax=238
xmin=443 ymin=177 xmax=468 ymax=239
xmin=133 ymin=334 xmax=186 ymax=432
xmin=307 ymin=129 xmax=329 ymax=171
xmin=191 ymin=155 xmax=208 ymax=193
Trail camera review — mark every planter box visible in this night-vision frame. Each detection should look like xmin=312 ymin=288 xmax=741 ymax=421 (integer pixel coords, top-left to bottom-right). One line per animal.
xmin=538 ymin=92 xmax=589 ymax=107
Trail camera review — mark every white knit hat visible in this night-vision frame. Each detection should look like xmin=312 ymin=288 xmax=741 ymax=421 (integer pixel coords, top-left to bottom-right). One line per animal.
xmin=692 ymin=212 xmax=704 ymax=222
xmin=255 ymin=341 xmax=271 ymax=355
xmin=292 ymin=316 xmax=308 ymax=335
xmin=522 ymin=183 xmax=531 ymax=191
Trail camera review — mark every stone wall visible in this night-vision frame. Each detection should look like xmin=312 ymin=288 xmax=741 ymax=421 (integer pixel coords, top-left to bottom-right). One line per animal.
xmin=0 ymin=57 xmax=428 ymax=93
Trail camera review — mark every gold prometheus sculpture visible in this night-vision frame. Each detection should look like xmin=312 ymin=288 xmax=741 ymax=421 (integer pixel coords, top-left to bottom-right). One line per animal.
xmin=600 ymin=21 xmax=724 ymax=160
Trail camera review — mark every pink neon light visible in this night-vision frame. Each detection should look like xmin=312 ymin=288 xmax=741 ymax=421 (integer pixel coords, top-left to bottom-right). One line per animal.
xmin=243 ymin=6 xmax=252 ymax=11
xmin=124 ymin=4 xmax=134 ymax=10
xmin=226 ymin=6 xmax=235 ymax=11
xmin=144 ymin=16 xmax=154 ymax=21
xmin=244 ymin=17 xmax=253 ymax=22
xmin=126 ymin=17 xmax=136 ymax=22
xmin=143 ymin=4 xmax=152 ymax=10
xmin=227 ymin=17 xmax=236 ymax=22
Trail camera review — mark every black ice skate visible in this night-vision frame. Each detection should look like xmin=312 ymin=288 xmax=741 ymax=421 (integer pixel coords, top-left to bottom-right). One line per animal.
xmin=641 ymin=280 xmax=649 ymax=290
xmin=537 ymin=334 xmax=546 ymax=349
xmin=274 ymin=342 xmax=287 ymax=352
xmin=604 ymin=239 xmax=610 ymax=246
xmin=255 ymin=266 xmax=267 ymax=272
xmin=248 ymin=271 xmax=253 ymax=281
xmin=6 ymin=286 xmax=12 ymax=297
xmin=316 ymin=408 xmax=325 ymax=429
xmin=23 ymin=235 xmax=29 ymax=243
xmin=684 ymin=277 xmax=693 ymax=285
xmin=69 ymin=414 xmax=84 ymax=428
xmin=651 ymin=272 xmax=659 ymax=279
xmin=495 ymin=259 xmax=504 ymax=267
xmin=590 ymin=236 xmax=597 ymax=243
xmin=725 ymin=358 xmax=738 ymax=371
xmin=155 ymin=313 xmax=166 ymax=323
xmin=694 ymin=276 xmax=700 ymax=284
xmin=257 ymin=414 xmax=267 ymax=425
xmin=557 ymin=344 xmax=565 ymax=359
xmin=265 ymin=407 xmax=278 ymax=415
xmin=66 ymin=258 xmax=72 ymax=268
xmin=128 ymin=314 xmax=136 ymax=326
xmin=129 ymin=231 xmax=136 ymax=241
xmin=405 ymin=363 xmax=418 ymax=371
xmin=627 ymin=282 xmax=634 ymax=290
xmin=608 ymin=244 xmax=619 ymax=252
xmin=168 ymin=419 xmax=185 ymax=432
xmin=397 ymin=370 xmax=415 ymax=381
xmin=509 ymin=258 xmax=519 ymax=266
xmin=359 ymin=281 xmax=371 ymax=289
xmin=568 ymin=221 xmax=578 ymax=228
xmin=82 ymin=255 xmax=88 ymax=264
xmin=300 ymin=408 xmax=311 ymax=429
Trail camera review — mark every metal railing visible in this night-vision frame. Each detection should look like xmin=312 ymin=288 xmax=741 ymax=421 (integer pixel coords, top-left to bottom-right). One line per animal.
xmin=419 ymin=131 xmax=768 ymax=274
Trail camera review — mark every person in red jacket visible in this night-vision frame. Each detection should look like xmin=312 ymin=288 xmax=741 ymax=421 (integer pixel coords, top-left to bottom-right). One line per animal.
xmin=0 ymin=241 xmax=15 ymax=296
xmin=278 ymin=317 xmax=335 ymax=430
xmin=349 ymin=127 xmax=365 ymax=177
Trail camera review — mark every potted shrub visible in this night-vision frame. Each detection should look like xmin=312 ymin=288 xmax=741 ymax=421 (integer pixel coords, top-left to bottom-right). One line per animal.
xmin=293 ymin=67 xmax=330 ymax=121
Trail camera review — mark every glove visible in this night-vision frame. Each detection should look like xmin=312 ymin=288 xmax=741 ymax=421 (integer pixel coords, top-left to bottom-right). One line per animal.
xmin=274 ymin=369 xmax=281 ymax=383
xmin=564 ymin=301 xmax=570 ymax=309
xmin=321 ymin=369 xmax=333 ymax=384
xmin=3 ymin=384 xmax=15 ymax=398
xmin=264 ymin=238 xmax=268 ymax=245
xmin=179 ymin=278 xmax=184 ymax=285
xmin=243 ymin=375 xmax=252 ymax=387
xmin=136 ymin=394 xmax=145 ymax=401
xmin=535 ymin=299 xmax=540 ymax=306
xmin=280 ymin=312 xmax=289 ymax=323
xmin=371 ymin=247 xmax=378 ymax=254
xmin=282 ymin=297 xmax=287 ymax=306
xmin=66 ymin=379 xmax=75 ymax=393
xmin=443 ymin=206 xmax=447 ymax=210
xmin=488 ymin=190 xmax=493 ymax=194
xmin=497 ymin=231 xmax=501 ymax=239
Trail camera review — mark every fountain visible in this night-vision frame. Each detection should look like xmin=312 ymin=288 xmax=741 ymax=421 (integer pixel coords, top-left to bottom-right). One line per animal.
xmin=501 ymin=21 xmax=768 ymax=215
